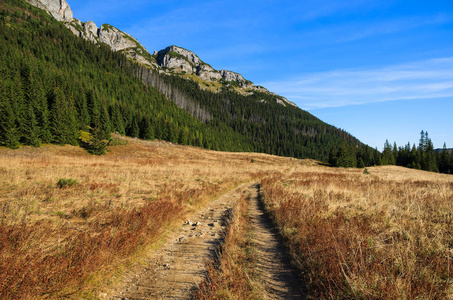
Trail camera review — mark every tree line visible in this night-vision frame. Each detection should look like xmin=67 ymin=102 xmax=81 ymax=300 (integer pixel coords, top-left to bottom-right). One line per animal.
xmin=329 ymin=130 xmax=453 ymax=175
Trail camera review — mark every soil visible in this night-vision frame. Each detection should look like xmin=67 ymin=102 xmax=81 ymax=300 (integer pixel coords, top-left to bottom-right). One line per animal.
xmin=249 ymin=183 xmax=305 ymax=299
xmin=108 ymin=183 xmax=250 ymax=300
xmin=108 ymin=182 xmax=305 ymax=299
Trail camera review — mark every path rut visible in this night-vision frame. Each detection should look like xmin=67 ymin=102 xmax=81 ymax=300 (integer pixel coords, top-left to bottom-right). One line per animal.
xmin=110 ymin=183 xmax=250 ymax=300
xmin=249 ymin=183 xmax=305 ymax=299
xmin=109 ymin=182 xmax=305 ymax=299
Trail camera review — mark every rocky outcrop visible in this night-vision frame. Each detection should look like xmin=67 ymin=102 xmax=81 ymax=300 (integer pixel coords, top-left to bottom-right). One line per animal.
xmin=26 ymin=0 xmax=73 ymax=22
xmin=156 ymin=46 xmax=257 ymax=88
xmin=98 ymin=24 xmax=140 ymax=52
xmin=26 ymin=0 xmax=297 ymax=107
xmin=26 ymin=0 xmax=148 ymax=60
xmin=82 ymin=21 xmax=98 ymax=43
xmin=220 ymin=70 xmax=244 ymax=82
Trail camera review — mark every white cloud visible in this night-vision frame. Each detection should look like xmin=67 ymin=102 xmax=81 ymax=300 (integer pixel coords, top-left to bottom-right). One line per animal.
xmin=261 ymin=57 xmax=453 ymax=110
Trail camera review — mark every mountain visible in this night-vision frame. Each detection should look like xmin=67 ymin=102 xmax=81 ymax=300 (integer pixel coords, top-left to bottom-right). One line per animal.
xmin=1 ymin=0 xmax=377 ymax=164
xmin=25 ymin=0 xmax=297 ymax=105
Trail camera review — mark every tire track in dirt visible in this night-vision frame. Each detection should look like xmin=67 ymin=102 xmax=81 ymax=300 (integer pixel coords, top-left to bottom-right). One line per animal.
xmin=249 ymin=183 xmax=305 ymax=299
xmin=109 ymin=183 xmax=251 ymax=300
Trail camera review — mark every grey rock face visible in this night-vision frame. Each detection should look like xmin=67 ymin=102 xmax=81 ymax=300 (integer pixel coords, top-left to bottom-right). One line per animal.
xmin=26 ymin=0 xmax=145 ymax=54
xmin=26 ymin=0 xmax=73 ymax=22
xmin=156 ymin=46 xmax=254 ymax=87
xmin=98 ymin=25 xmax=139 ymax=52
xmin=159 ymin=46 xmax=202 ymax=65
xmin=220 ymin=70 xmax=245 ymax=83
xmin=83 ymin=21 xmax=98 ymax=42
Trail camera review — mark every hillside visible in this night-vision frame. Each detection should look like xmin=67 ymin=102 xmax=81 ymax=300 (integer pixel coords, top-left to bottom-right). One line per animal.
xmin=1 ymin=0 xmax=377 ymax=163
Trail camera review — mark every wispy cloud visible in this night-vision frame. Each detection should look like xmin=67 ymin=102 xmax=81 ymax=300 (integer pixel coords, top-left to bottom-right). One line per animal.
xmin=334 ymin=13 xmax=452 ymax=43
xmin=261 ymin=57 xmax=453 ymax=110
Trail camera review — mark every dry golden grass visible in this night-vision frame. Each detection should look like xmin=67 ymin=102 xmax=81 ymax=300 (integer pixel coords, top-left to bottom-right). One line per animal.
xmin=261 ymin=164 xmax=453 ymax=299
xmin=195 ymin=192 xmax=260 ymax=300
xmin=0 ymin=135 xmax=294 ymax=299
xmin=4 ymin=136 xmax=451 ymax=299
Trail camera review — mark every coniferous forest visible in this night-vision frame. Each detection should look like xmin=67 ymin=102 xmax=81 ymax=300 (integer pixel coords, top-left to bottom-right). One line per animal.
xmin=0 ymin=0 xmax=253 ymax=155
xmin=329 ymin=130 xmax=453 ymax=174
xmin=0 ymin=0 xmax=376 ymax=162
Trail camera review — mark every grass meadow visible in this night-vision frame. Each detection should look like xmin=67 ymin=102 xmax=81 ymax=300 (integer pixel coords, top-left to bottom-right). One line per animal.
xmin=261 ymin=165 xmax=453 ymax=299
xmin=0 ymin=136 xmax=291 ymax=299
xmin=1 ymin=136 xmax=452 ymax=299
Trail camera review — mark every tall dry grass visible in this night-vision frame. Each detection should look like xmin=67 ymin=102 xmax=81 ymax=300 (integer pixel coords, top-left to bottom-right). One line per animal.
xmin=0 ymin=136 xmax=293 ymax=299
xmin=261 ymin=166 xmax=453 ymax=299
xmin=195 ymin=192 xmax=260 ymax=299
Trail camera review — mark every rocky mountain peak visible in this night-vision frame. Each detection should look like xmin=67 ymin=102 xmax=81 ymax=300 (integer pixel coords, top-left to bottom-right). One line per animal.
xmin=26 ymin=0 xmax=73 ymax=22
xmin=155 ymin=46 xmax=250 ymax=86
xmin=25 ymin=0 xmax=297 ymax=107
xmin=159 ymin=46 xmax=203 ymax=66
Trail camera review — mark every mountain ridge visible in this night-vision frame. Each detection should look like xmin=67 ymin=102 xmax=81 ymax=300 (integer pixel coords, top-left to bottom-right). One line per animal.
xmin=25 ymin=0 xmax=297 ymax=107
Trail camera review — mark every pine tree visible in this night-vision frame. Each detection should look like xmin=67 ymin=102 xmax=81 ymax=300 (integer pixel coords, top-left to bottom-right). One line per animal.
xmin=382 ymin=139 xmax=395 ymax=165
xmin=86 ymin=89 xmax=100 ymax=128
xmin=328 ymin=146 xmax=338 ymax=167
xmin=23 ymin=103 xmax=41 ymax=147
xmin=74 ymin=88 xmax=90 ymax=131
xmin=392 ymin=142 xmax=398 ymax=164
xmin=357 ymin=157 xmax=365 ymax=168
xmin=100 ymin=102 xmax=112 ymax=140
xmin=419 ymin=130 xmax=426 ymax=152
xmin=87 ymin=121 xmax=108 ymax=155
xmin=425 ymin=135 xmax=438 ymax=172
xmin=140 ymin=117 xmax=154 ymax=140
xmin=32 ymin=77 xmax=51 ymax=143
xmin=50 ymin=86 xmax=69 ymax=145
xmin=64 ymin=92 xmax=79 ymax=145
xmin=10 ymin=73 xmax=26 ymax=142
xmin=438 ymin=143 xmax=450 ymax=174
xmin=128 ymin=117 xmax=140 ymax=138
xmin=337 ymin=142 xmax=356 ymax=168
xmin=178 ymin=126 xmax=189 ymax=145
xmin=0 ymin=99 xmax=20 ymax=149
xmin=110 ymin=105 xmax=125 ymax=135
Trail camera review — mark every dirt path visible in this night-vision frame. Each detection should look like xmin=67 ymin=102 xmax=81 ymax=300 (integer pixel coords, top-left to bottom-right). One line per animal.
xmin=249 ymin=183 xmax=305 ymax=300
xmin=108 ymin=182 xmax=304 ymax=299
xmin=109 ymin=183 xmax=251 ymax=300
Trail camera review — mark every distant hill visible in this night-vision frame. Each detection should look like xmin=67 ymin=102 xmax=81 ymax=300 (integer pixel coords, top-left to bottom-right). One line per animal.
xmin=435 ymin=148 xmax=453 ymax=153
xmin=1 ymin=0 xmax=377 ymax=164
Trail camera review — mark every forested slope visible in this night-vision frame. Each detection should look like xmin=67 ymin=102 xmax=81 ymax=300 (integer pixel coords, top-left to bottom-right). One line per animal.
xmin=0 ymin=0 xmax=373 ymax=162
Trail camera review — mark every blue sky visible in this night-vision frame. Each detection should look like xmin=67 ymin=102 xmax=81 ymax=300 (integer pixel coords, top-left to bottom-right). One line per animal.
xmin=69 ymin=0 xmax=453 ymax=150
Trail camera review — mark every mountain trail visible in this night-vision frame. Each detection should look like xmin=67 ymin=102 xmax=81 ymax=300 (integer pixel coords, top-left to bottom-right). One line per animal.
xmin=108 ymin=182 xmax=251 ymax=300
xmin=249 ymin=183 xmax=305 ymax=300
xmin=107 ymin=182 xmax=304 ymax=299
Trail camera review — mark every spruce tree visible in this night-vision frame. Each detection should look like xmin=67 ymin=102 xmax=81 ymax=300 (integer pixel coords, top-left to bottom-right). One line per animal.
xmin=328 ymin=146 xmax=338 ymax=167
xmin=32 ymin=77 xmax=51 ymax=143
xmin=128 ymin=117 xmax=140 ymax=138
xmin=425 ymin=135 xmax=438 ymax=172
xmin=0 ymin=99 xmax=20 ymax=149
xmin=100 ymin=102 xmax=112 ymax=140
xmin=74 ymin=88 xmax=90 ymax=131
xmin=438 ymin=143 xmax=450 ymax=174
xmin=110 ymin=105 xmax=125 ymax=135
xmin=140 ymin=117 xmax=154 ymax=140
xmin=50 ymin=86 xmax=69 ymax=145
xmin=178 ymin=126 xmax=189 ymax=145
xmin=23 ymin=103 xmax=41 ymax=147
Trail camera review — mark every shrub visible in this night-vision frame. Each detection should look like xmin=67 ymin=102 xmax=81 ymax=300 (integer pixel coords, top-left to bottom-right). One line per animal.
xmin=57 ymin=178 xmax=78 ymax=189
